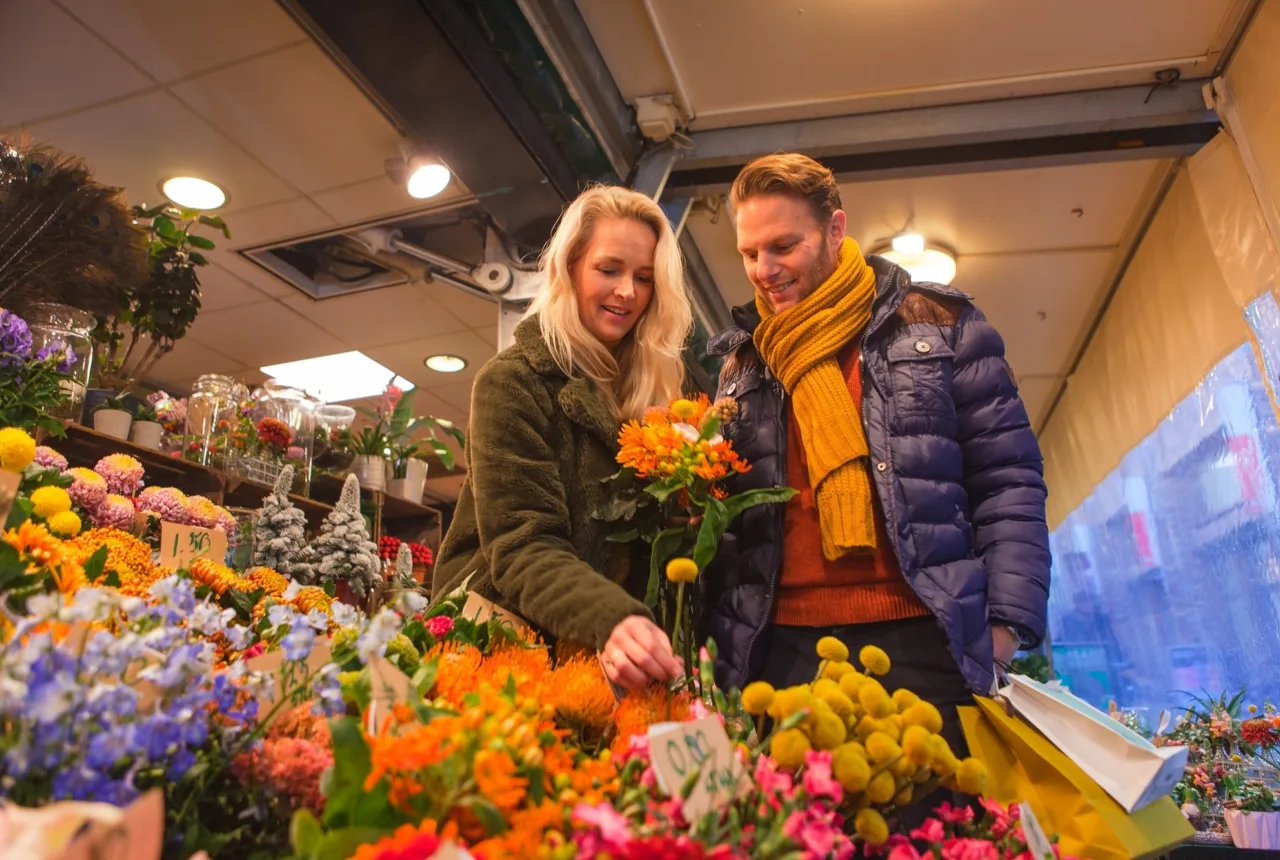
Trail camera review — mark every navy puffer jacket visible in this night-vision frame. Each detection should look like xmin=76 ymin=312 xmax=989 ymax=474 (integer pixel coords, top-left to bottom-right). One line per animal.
xmin=703 ymin=256 xmax=1050 ymax=695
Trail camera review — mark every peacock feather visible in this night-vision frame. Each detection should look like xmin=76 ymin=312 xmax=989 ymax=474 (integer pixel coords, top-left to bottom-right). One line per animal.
xmin=0 ymin=132 xmax=148 ymax=317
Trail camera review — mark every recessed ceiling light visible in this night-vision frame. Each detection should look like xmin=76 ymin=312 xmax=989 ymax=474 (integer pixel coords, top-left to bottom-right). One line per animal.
xmin=424 ymin=354 xmax=467 ymax=373
xmin=890 ymin=232 xmax=925 ymax=254
xmin=877 ymin=242 xmax=958 ymax=286
xmin=406 ymin=160 xmax=451 ymax=199
xmin=260 ymin=351 xmax=414 ymax=403
xmin=161 ymin=176 xmax=226 ymax=210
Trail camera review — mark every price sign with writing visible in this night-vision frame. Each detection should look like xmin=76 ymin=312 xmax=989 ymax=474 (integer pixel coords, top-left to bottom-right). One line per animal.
xmin=159 ymin=521 xmax=227 ymax=569
xmin=1018 ymin=802 xmax=1055 ymax=860
xmin=649 ymin=715 xmax=752 ymax=822
xmin=0 ymin=470 xmax=18 ymax=528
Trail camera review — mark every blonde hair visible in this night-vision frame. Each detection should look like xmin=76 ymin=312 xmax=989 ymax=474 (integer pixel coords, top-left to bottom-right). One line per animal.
xmin=527 ymin=185 xmax=692 ymax=420
xmin=730 ymin=152 xmax=842 ymax=224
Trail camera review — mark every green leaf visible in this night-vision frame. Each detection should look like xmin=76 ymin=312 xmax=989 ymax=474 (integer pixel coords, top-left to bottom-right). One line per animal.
xmin=605 ymin=528 xmax=641 ymax=543
xmin=198 ymin=214 xmax=232 ymax=238
xmin=462 ymin=796 xmax=508 ymax=836
xmin=645 ymin=476 xmax=685 ymax=504
xmin=310 ymin=828 xmax=392 ymax=860
xmin=179 ymin=208 xmax=200 ymax=221
xmin=188 ymin=251 xmax=209 ymax=266
xmin=322 ymin=717 xmax=399 ymax=829
xmin=412 ymin=660 xmax=438 ymax=697
xmin=153 ymin=215 xmax=177 ymax=239
xmin=721 ymin=486 xmax=798 ymax=522
xmin=646 ymin=526 xmax=685 ymax=609
xmin=188 ymin=234 xmax=216 ymax=250
xmin=289 ymin=809 xmax=323 ymax=855
xmin=5 ymin=498 xmax=32 ymax=530
xmin=691 ymin=496 xmax=729 ymax=572
xmin=82 ymin=546 xmax=109 ymax=583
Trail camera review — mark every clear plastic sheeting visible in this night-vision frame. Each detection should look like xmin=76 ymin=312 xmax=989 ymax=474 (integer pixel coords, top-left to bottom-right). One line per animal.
xmin=1048 ymin=322 xmax=1280 ymax=714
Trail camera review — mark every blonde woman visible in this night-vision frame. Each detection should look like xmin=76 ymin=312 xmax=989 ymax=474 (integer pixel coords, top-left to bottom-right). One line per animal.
xmin=432 ymin=186 xmax=693 ymax=690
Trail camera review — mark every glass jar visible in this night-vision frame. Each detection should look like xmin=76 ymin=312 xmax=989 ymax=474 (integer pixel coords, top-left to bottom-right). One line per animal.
xmin=227 ymin=379 xmax=318 ymax=495
xmin=312 ymin=404 xmax=356 ymax=473
xmin=184 ymin=373 xmax=241 ymax=467
xmin=23 ymin=302 xmax=96 ymax=422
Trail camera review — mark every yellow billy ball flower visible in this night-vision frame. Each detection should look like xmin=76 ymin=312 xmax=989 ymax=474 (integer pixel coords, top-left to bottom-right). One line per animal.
xmin=859 ymin=644 xmax=892 ymax=676
xmin=742 ymin=681 xmax=776 ymax=717
xmin=904 ymin=700 xmax=945 ymax=734
xmin=890 ymin=756 xmax=915 ymax=779
xmin=833 ymin=744 xmax=871 ymax=792
xmin=0 ymin=427 xmax=36 ymax=471
xmin=812 ymin=678 xmax=841 ymax=700
xmin=816 ymin=636 xmax=849 ymax=662
xmin=902 ymin=725 xmax=933 ymax=766
xmin=822 ymin=660 xmax=855 ymax=681
xmin=770 ymin=728 xmax=811 ymax=770
xmin=865 ymin=731 xmax=902 ymax=765
xmin=823 ymin=689 xmax=858 ymax=719
xmin=894 ymin=785 xmax=914 ymax=806
xmin=892 ymin=688 xmax=921 ymax=711
xmin=665 ymin=557 xmax=699 ymax=584
xmin=858 ymin=678 xmax=896 ymax=719
xmin=839 ymin=671 xmax=866 ymax=698
xmin=854 ymin=808 xmax=890 ymax=847
xmin=956 ymin=758 xmax=989 ymax=795
xmin=670 ymin=399 xmax=699 ymax=421
xmin=812 ymin=712 xmax=848 ymax=750
xmin=30 ymin=485 xmax=73 ymax=518
xmin=46 ymin=510 xmax=82 ymax=538
xmin=769 ymin=686 xmax=814 ymax=721
xmin=866 ymin=769 xmax=896 ymax=804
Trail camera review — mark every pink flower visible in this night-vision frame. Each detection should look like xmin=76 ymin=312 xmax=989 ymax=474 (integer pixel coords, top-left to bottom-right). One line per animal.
xmin=186 ymin=495 xmax=221 ymax=529
xmin=802 ymin=750 xmax=843 ymax=803
xmin=935 ymin=802 xmax=976 ymax=825
xmin=137 ymin=486 xmax=188 ymax=524
xmin=783 ymin=806 xmax=851 ymax=860
xmin=91 ymin=494 xmax=136 ymax=531
xmin=383 ymin=384 xmax=403 ymax=412
xmin=979 ymin=798 xmax=1014 ymax=838
xmin=425 ymin=615 xmax=454 ymax=639
xmin=93 ymin=453 xmax=144 ymax=496
xmin=941 ymin=839 xmax=999 ymax=860
xmin=243 ymin=642 xmax=265 ymax=660
xmin=754 ymin=754 xmax=794 ymax=797
xmin=573 ymin=801 xmax=633 ymax=857
xmin=64 ymin=467 xmax=108 ymax=510
xmin=910 ymin=818 xmax=946 ymax=843
xmin=886 ymin=836 xmax=923 ymax=860
xmin=33 ymin=446 xmax=67 ymax=471
xmin=690 ymin=698 xmax=711 ymax=720
xmin=628 ymin=732 xmax=652 ymax=762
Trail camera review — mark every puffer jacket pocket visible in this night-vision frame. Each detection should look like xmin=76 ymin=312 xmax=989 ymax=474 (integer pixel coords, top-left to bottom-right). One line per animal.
xmin=886 ymin=331 xmax=957 ymax=437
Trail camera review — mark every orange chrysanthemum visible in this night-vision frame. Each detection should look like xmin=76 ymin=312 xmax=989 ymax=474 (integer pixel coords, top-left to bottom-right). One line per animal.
xmin=545 ymin=655 xmax=616 ymax=732
xmin=610 ymin=686 xmax=693 ymax=755
xmin=427 ymin=641 xmax=484 ymax=705
xmin=65 ymin=528 xmax=162 ymax=598
xmin=189 ymin=557 xmax=244 ymax=596
xmin=243 ymin=566 xmax=290 ymax=597
xmin=4 ymin=521 xmax=85 ymax=595
xmin=474 ymin=748 xmax=528 ymax=810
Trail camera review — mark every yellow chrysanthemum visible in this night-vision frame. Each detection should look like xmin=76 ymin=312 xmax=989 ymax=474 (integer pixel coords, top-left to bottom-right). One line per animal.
xmin=46 ymin=510 xmax=82 ymax=538
xmin=859 ymin=645 xmax=891 ymax=676
xmin=665 ymin=557 xmax=698 ymax=584
xmin=816 ymin=636 xmax=849 ymax=662
xmin=866 ymin=769 xmax=896 ymax=804
xmin=832 ymin=744 xmax=871 ymax=792
xmin=956 ymin=758 xmax=988 ymax=795
xmin=30 ymin=485 xmax=72 ymax=518
xmin=855 ymin=808 xmax=890 ymax=846
xmin=0 ymin=427 xmax=36 ymax=471
xmin=65 ymin=528 xmax=162 ymax=597
xmin=243 ymin=566 xmax=290 ymax=597
xmin=4 ymin=521 xmax=84 ymax=594
xmin=741 ymin=681 xmax=775 ymax=716
xmin=770 ymin=728 xmax=811 ymax=770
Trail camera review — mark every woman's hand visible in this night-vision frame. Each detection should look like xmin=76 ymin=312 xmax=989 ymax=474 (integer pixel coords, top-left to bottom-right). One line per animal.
xmin=601 ymin=615 xmax=684 ymax=690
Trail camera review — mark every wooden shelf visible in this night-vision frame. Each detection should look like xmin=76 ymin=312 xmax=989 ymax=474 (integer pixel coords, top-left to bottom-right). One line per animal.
xmin=56 ymin=423 xmax=223 ymax=498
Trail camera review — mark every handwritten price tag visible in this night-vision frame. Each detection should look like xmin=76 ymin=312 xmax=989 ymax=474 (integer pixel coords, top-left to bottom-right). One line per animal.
xmin=0 ymin=469 xmax=18 ymax=527
xmin=1018 ymin=802 xmax=1055 ymax=860
xmin=649 ymin=715 xmax=752 ymax=822
xmin=159 ymin=521 xmax=227 ymax=569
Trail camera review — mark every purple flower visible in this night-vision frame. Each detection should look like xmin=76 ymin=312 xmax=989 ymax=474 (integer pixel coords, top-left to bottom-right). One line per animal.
xmin=34 ymin=339 xmax=76 ymax=374
xmin=0 ymin=309 xmax=32 ymax=367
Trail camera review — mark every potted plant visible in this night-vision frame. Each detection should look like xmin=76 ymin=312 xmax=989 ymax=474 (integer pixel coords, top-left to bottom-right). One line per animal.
xmin=0 ymin=308 xmax=78 ymax=438
xmin=1224 ymin=777 xmax=1280 ymax=849
xmin=347 ymin=424 xmax=389 ymax=491
xmin=128 ymin=402 xmax=164 ymax=450
xmin=358 ymin=381 xmax=465 ymax=500
xmin=89 ymin=204 xmax=230 ymax=402
xmin=386 ymin=442 xmax=429 ymax=503
xmin=92 ymin=396 xmax=132 ymax=440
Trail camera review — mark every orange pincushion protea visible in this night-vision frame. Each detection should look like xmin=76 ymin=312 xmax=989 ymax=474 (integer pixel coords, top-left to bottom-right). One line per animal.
xmin=475 ymin=640 xmax=551 ymax=698
xmin=610 ymin=685 xmax=694 ymax=755
xmin=544 ymin=655 xmax=616 ymax=732
xmin=427 ymin=641 xmax=484 ymax=705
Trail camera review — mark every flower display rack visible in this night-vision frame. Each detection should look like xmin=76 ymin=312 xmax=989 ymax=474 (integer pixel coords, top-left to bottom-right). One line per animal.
xmin=48 ymin=421 xmax=444 ymax=553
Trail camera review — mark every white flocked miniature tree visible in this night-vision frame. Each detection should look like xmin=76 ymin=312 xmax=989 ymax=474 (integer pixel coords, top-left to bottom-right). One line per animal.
xmin=251 ymin=465 xmax=315 ymax=583
xmin=305 ymin=473 xmax=381 ymax=601
xmin=393 ymin=541 xmax=416 ymax=590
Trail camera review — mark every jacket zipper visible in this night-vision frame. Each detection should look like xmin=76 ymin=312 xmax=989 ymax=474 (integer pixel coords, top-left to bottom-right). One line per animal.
xmin=742 ymin=373 xmax=786 ymax=683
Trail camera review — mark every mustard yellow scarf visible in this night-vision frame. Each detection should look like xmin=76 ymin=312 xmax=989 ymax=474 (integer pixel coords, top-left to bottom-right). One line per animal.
xmin=753 ymin=236 xmax=877 ymax=560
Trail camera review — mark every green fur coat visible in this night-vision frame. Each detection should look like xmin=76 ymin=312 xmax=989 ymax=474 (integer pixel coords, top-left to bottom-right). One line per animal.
xmin=431 ymin=316 xmax=651 ymax=650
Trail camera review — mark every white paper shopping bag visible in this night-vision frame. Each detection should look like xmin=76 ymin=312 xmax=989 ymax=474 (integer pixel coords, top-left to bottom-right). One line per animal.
xmin=1000 ymin=674 xmax=1188 ymax=813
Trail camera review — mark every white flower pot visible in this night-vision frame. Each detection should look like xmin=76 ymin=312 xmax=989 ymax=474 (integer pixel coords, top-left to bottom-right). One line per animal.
xmin=1226 ymin=809 xmax=1280 ymax=849
xmin=93 ymin=409 xmax=133 ymax=440
xmin=385 ymin=458 xmax=428 ymax=503
xmin=351 ymin=455 xmax=385 ymax=491
xmin=129 ymin=420 xmax=164 ymax=450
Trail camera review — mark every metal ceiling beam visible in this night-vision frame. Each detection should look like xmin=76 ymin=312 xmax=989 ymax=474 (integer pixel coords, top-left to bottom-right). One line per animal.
xmin=668 ymin=83 xmax=1220 ymax=193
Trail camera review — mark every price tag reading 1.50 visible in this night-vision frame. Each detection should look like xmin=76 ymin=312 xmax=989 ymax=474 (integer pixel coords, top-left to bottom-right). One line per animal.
xmin=649 ymin=715 xmax=752 ymax=822
xmin=159 ymin=521 xmax=227 ymax=570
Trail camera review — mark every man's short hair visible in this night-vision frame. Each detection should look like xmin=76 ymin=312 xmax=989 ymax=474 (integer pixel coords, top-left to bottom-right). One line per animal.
xmin=729 ymin=153 xmax=842 ymax=224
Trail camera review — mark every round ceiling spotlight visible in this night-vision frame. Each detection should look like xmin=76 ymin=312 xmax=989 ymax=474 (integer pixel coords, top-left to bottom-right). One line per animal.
xmin=424 ymin=354 xmax=467 ymax=373
xmin=161 ymin=176 xmax=227 ymax=210
xmin=878 ymin=234 xmax=957 ymax=286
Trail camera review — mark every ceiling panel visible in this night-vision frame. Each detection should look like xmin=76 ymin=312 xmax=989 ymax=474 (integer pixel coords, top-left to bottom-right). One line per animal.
xmin=365 ymin=329 xmax=496 ymax=392
xmin=22 ymin=89 xmax=296 ymax=211
xmin=280 ymin=283 xmax=472 ymax=350
xmin=186 ymin=300 xmax=348 ymax=368
xmin=224 ymin=197 xmax=336 ymax=248
xmin=147 ymin=335 xmax=245 ymax=391
xmin=427 ymin=280 xmax=501 ymax=329
xmin=580 ymin=0 xmax=1244 ymax=128
xmin=686 ymin=209 xmax=754 ymax=308
xmin=57 ymin=0 xmax=305 ymax=84
xmin=0 ymin=1 xmax=151 ymax=124
xmin=171 ymin=43 xmax=401 ymax=194
xmin=311 ymin=177 xmax=469 ymax=225
xmin=196 ymin=264 xmax=274 ymax=313
xmin=204 ymin=249 xmax=297 ymax=299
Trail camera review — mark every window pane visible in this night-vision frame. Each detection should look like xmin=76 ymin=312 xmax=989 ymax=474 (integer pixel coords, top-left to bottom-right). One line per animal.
xmin=1048 ymin=314 xmax=1280 ymax=717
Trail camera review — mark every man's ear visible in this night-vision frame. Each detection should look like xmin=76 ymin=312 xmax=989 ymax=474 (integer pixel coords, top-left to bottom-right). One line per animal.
xmin=828 ymin=209 xmax=847 ymax=248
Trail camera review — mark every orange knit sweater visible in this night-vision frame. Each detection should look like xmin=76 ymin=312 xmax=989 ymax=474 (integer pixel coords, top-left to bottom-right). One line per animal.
xmin=774 ymin=345 xmax=930 ymax=627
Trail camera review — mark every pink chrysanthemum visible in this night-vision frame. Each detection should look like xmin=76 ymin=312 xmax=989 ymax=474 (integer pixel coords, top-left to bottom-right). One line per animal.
xmin=93 ymin=453 xmax=145 ymax=496
xmin=214 ymin=505 xmax=238 ymax=537
xmin=33 ymin=446 xmax=68 ymax=472
xmin=137 ymin=486 xmax=189 ymax=524
xmin=185 ymin=494 xmax=221 ymax=530
xmin=91 ymin=494 xmax=137 ymax=531
xmin=64 ymin=467 xmax=108 ymax=510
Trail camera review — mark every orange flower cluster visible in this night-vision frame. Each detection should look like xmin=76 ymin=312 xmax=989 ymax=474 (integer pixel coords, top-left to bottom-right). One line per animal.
xmin=616 ymin=394 xmax=748 ymax=486
xmin=3 ymin=521 xmax=85 ymax=595
xmin=610 ymin=685 xmax=694 ymax=756
xmin=190 ymin=557 xmax=242 ymax=596
xmin=64 ymin=528 xmax=164 ymax=598
xmin=243 ymin=565 xmax=290 ymax=597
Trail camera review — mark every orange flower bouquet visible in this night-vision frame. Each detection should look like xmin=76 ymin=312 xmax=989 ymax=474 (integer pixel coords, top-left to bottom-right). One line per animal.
xmin=599 ymin=395 xmax=795 ymax=671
